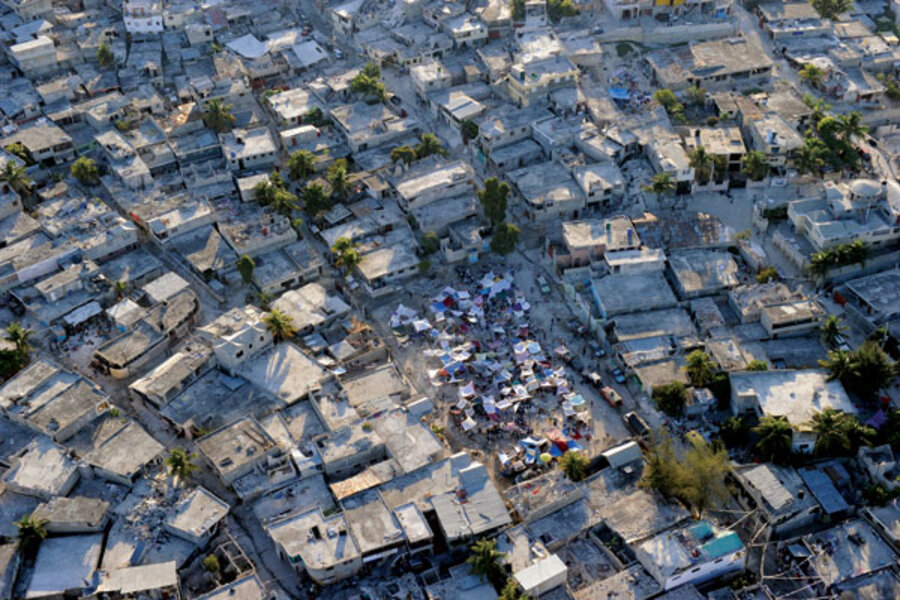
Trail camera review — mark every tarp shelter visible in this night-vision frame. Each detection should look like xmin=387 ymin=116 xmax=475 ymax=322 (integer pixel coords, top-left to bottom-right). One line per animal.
xmin=64 ymin=301 xmax=102 ymax=326
xmin=227 ymin=34 xmax=268 ymax=59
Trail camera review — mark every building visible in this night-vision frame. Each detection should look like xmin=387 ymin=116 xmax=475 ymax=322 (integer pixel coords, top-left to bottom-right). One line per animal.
xmin=7 ymin=36 xmax=57 ymax=77
xmin=513 ymin=554 xmax=568 ymax=597
xmin=32 ymin=497 xmax=109 ymax=534
xmin=635 ymin=521 xmax=745 ymax=591
xmin=734 ymin=463 xmax=821 ymax=535
xmin=356 ymin=242 xmax=420 ymax=298
xmin=507 ymin=57 xmax=578 ymax=107
xmin=164 ymin=487 xmax=230 ymax=546
xmin=123 ymin=0 xmax=164 ymax=34
xmin=197 ymin=305 xmax=273 ymax=375
xmin=759 ymin=299 xmax=825 ymax=338
xmin=393 ymin=159 xmax=475 ymax=212
xmin=557 ymin=217 xmax=640 ymax=269
xmin=1 ymin=124 xmax=75 ymax=167
xmin=26 ymin=534 xmax=103 ymax=599
xmin=647 ymin=36 xmax=773 ymax=91
xmin=222 ymin=128 xmax=278 ymax=171
xmin=668 ymin=250 xmax=740 ymax=298
xmin=682 ymin=126 xmax=746 ymax=179
xmin=268 ymin=508 xmax=363 ymax=584
xmin=271 ymin=284 xmax=350 ymax=336
xmin=1 ymin=0 xmax=52 ymax=20
xmin=803 ymin=520 xmax=898 ymax=591
xmin=730 ymin=370 xmax=856 ymax=453
xmin=744 ymin=112 xmax=804 ymax=171
xmin=95 ymin=562 xmax=180 ymax=599
xmin=196 ymin=417 xmax=282 ymax=487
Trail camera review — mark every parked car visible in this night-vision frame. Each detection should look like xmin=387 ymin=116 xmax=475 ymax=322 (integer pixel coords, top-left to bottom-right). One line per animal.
xmin=584 ymin=371 xmax=603 ymax=388
xmin=389 ymin=94 xmax=402 ymax=106
xmin=611 ymin=366 xmax=627 ymax=384
xmin=624 ymin=411 xmax=651 ymax=439
xmin=601 ymin=386 xmax=623 ymax=408
xmin=537 ymin=275 xmax=551 ymax=295
xmin=588 ymin=341 xmax=606 ymax=358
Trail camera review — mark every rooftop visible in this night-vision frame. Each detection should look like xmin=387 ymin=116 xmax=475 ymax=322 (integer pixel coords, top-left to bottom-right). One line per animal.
xmin=267 ymin=508 xmax=361 ymax=569
xmin=165 ymin=487 xmax=230 ymax=542
xmin=805 ymin=520 xmax=897 ymax=587
xmin=196 ymin=417 xmax=276 ymax=483
xmin=237 ymin=343 xmax=330 ymax=403
xmin=730 ymin=370 xmax=855 ymax=429
xmin=25 ymin=534 xmax=103 ymax=599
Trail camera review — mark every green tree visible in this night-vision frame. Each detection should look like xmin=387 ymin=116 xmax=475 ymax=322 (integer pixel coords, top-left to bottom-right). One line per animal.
xmin=236 ymin=254 xmax=255 ymax=285
xmin=304 ymin=106 xmax=327 ymax=127
xmin=653 ymin=88 xmax=681 ymax=112
xmin=361 ymin=62 xmax=381 ymax=79
xmin=97 ymin=41 xmax=115 ymax=68
xmin=719 ymin=416 xmax=750 ymax=448
xmin=202 ymin=98 xmax=236 ymax=134
xmin=681 ymin=437 xmax=731 ymax=517
xmin=836 ymin=111 xmax=868 ymax=142
xmin=747 ymin=359 xmax=769 ymax=371
xmin=478 ymin=177 xmax=511 ymax=227
xmin=0 ymin=160 xmax=33 ymax=196
xmin=810 ymin=0 xmax=852 ymax=20
xmin=688 ymin=146 xmax=714 ymax=185
xmin=848 ymin=340 xmax=895 ymax=400
xmin=810 ymin=408 xmax=852 ymax=457
xmin=685 ymin=85 xmax=707 ymax=106
xmin=640 ymin=432 xmax=686 ymax=499
xmin=461 ymin=119 xmax=480 ymax=142
xmin=415 ymin=133 xmax=448 ymax=159
xmin=302 ymin=183 xmax=332 ymax=216
xmin=270 ymin=187 xmax=299 ymax=217
xmin=331 ymin=237 xmax=362 ymax=271
xmin=742 ymin=150 xmax=769 ymax=181
xmin=795 ymin=136 xmax=827 ymax=175
xmin=753 ymin=416 xmax=794 ymax=463
xmin=113 ymin=280 xmax=127 ymax=300
xmin=819 ymin=348 xmax=854 ymax=383
xmin=547 ymin=0 xmax=578 ymax=22
xmin=390 ymin=145 xmax=417 ymax=166
xmin=264 ymin=308 xmax=298 ymax=343
xmin=820 ymin=315 xmax=848 ymax=349
xmin=71 ymin=157 xmax=100 ymax=186
xmin=421 ymin=231 xmax=440 ymax=255
xmin=642 ymin=172 xmax=676 ymax=203
xmin=350 ymin=64 xmax=387 ymax=102
xmin=165 ymin=447 xmax=199 ymax=484
xmin=683 ymin=350 xmax=716 ymax=387
xmin=510 ymin=0 xmax=525 ymax=20
xmin=560 ymin=450 xmax=588 ymax=482
xmin=466 ymin=539 xmax=505 ymax=587
xmin=490 ymin=222 xmax=520 ymax=256
xmin=499 ymin=579 xmax=524 ymax=600
xmin=287 ymin=149 xmax=317 ymax=181
xmin=326 ymin=159 xmax=351 ymax=199
xmin=14 ymin=514 xmax=48 ymax=556
xmin=803 ymin=94 xmax=832 ymax=130
xmin=203 ymin=554 xmax=221 ymax=573
xmin=4 ymin=142 xmax=32 ymax=164
xmin=799 ymin=63 xmax=825 ymax=88
xmin=652 ymin=382 xmax=687 ymax=417
xmin=756 ymin=267 xmax=779 ymax=284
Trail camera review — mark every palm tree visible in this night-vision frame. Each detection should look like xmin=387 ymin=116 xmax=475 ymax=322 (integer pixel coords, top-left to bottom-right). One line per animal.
xmin=270 ymin=188 xmax=299 ymax=217
xmin=460 ymin=119 xmax=479 ymax=143
xmin=415 ymin=133 xmax=448 ymax=159
xmin=810 ymin=408 xmax=851 ymax=457
xmin=15 ymin=514 xmax=48 ymax=555
xmin=302 ymin=183 xmax=331 ymax=216
xmin=847 ymin=239 xmax=868 ymax=265
xmin=802 ymin=94 xmax=832 ymax=132
xmin=799 ymin=63 xmax=825 ymax=89
xmin=836 ymin=111 xmax=869 ymax=143
xmin=753 ymin=416 xmax=793 ymax=463
xmin=795 ymin=137 xmax=826 ymax=175
xmin=326 ymin=159 xmax=351 ymax=199
xmin=466 ymin=539 xmax=505 ymax=586
xmin=97 ymin=41 xmax=115 ymax=68
xmin=819 ymin=349 xmax=854 ymax=382
xmin=287 ymin=150 xmax=317 ymax=181
xmin=203 ymin=98 xmax=236 ymax=134
xmin=236 ymin=254 xmax=255 ymax=285
xmin=560 ymin=451 xmax=588 ymax=482
xmin=264 ymin=308 xmax=297 ymax=343
xmin=683 ymin=350 xmax=716 ymax=387
xmin=334 ymin=247 xmax=361 ymax=270
xmin=6 ymin=323 xmax=33 ymax=360
xmin=165 ymin=447 xmax=199 ymax=484
xmin=642 ymin=172 xmax=676 ymax=204
xmin=0 ymin=161 xmax=33 ymax=196
xmin=820 ymin=315 xmax=847 ymax=349
xmin=390 ymin=145 xmax=417 ymax=166
xmin=850 ymin=340 xmax=896 ymax=400
xmin=688 ymin=146 xmax=714 ymax=185
xmin=741 ymin=150 xmax=769 ymax=181
xmin=71 ymin=157 xmax=100 ymax=186
xmin=113 ymin=280 xmax=127 ymax=300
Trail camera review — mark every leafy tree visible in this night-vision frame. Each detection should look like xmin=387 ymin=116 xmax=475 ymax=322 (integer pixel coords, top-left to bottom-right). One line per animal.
xmin=799 ymin=63 xmax=825 ymax=88
xmin=747 ymin=359 xmax=769 ymax=371
xmin=6 ymin=323 xmax=33 ymax=363
xmin=803 ymin=94 xmax=832 ymax=130
xmin=652 ymin=382 xmax=687 ymax=417
xmin=819 ymin=348 xmax=854 ymax=383
xmin=391 ymin=145 xmax=417 ymax=166
xmin=71 ymin=157 xmax=100 ymax=186
xmin=461 ymin=119 xmax=480 ymax=141
xmin=836 ymin=111 xmax=868 ymax=142
xmin=15 ymin=514 xmax=47 ymax=556
xmin=688 ymin=146 xmax=714 ymax=185
xmin=753 ymin=416 xmax=793 ymax=463
xmin=113 ymin=280 xmax=127 ymax=300
xmin=331 ymin=237 xmax=362 ymax=270
xmin=0 ymin=160 xmax=33 ymax=196
xmin=685 ymin=85 xmax=707 ymax=106
xmin=683 ymin=350 xmax=716 ymax=387
xmin=97 ymin=41 xmax=115 ymax=68
xmin=236 ymin=254 xmax=255 ymax=285
xmin=810 ymin=0 xmax=852 ymax=20
xmin=418 ymin=259 xmax=432 ymax=274
xmin=264 ymin=308 xmax=297 ymax=343
xmin=203 ymin=554 xmax=221 ymax=573
xmin=756 ymin=267 xmax=778 ymax=284
xmin=810 ymin=408 xmax=853 ymax=457
xmin=326 ymin=159 xmax=351 ymax=199
xmin=304 ymin=106 xmax=328 ymax=127
xmin=202 ymin=98 xmax=235 ymax=134
xmin=653 ymin=88 xmax=685 ymax=122
xmin=681 ymin=437 xmax=731 ymax=517
xmin=560 ymin=451 xmax=588 ymax=482
xmin=849 ymin=340 xmax=895 ymax=399
xmin=165 ymin=447 xmax=199 ymax=483
xmin=490 ymin=222 xmax=520 ymax=256
xmin=640 ymin=432 xmax=686 ymax=499
xmin=742 ymin=150 xmax=769 ymax=181
xmin=719 ymin=416 xmax=750 ymax=448
xmin=421 ymin=231 xmax=440 ymax=255
xmin=642 ymin=172 xmax=675 ymax=203
xmin=499 ymin=579 xmax=525 ymax=600
xmin=302 ymin=183 xmax=332 ymax=216
xmin=287 ymin=149 xmax=317 ymax=181
xmin=270 ymin=187 xmax=299 ymax=217
xmin=795 ymin=136 xmax=827 ymax=175
xmin=820 ymin=314 xmax=847 ymax=349
xmin=350 ymin=64 xmax=387 ymax=102
xmin=415 ymin=133 xmax=448 ymax=159
xmin=361 ymin=61 xmax=381 ymax=79
xmin=478 ymin=177 xmax=511 ymax=227
xmin=510 ymin=0 xmax=525 ymax=20
xmin=466 ymin=539 xmax=505 ymax=587
xmin=4 ymin=142 xmax=32 ymax=164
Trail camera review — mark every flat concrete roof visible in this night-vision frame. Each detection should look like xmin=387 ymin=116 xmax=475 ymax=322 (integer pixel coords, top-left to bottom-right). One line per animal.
xmin=26 ymin=534 xmax=103 ymax=599
xmin=342 ymin=490 xmax=405 ymax=555
xmin=806 ymin=520 xmax=897 ymax=587
xmin=165 ymin=487 xmax=229 ymax=542
xmin=573 ymin=564 xmax=660 ymax=600
xmin=846 ymin=270 xmax=900 ymax=321
xmin=613 ymin=308 xmax=696 ymax=342
xmin=592 ymin=272 xmax=677 ymax=316
xmin=668 ymin=250 xmax=739 ymax=296
xmin=268 ymin=509 xmax=360 ymax=569
xmin=84 ymin=419 xmax=164 ymax=480
xmin=237 ymin=342 xmax=329 ymax=403
xmin=3 ymin=438 xmax=78 ymax=498
xmin=196 ymin=417 xmax=275 ymax=483
xmin=730 ymin=370 xmax=855 ymax=429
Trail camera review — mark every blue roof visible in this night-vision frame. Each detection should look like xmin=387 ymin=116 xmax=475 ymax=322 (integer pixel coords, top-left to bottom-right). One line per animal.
xmin=798 ymin=467 xmax=849 ymax=515
xmin=701 ymin=531 xmax=743 ymax=559
xmin=687 ymin=520 xmax=714 ymax=541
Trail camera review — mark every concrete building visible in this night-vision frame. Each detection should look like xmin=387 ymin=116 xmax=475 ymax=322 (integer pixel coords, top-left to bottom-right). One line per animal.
xmin=507 ymin=57 xmax=578 ymax=107
xmin=356 ymin=242 xmax=420 ymax=298
xmin=730 ymin=370 xmax=856 ymax=453
xmin=123 ymin=0 xmax=164 ymax=34
xmin=7 ymin=36 xmax=57 ymax=77
xmin=222 ymin=128 xmax=278 ymax=172
xmin=647 ymin=36 xmax=773 ymax=91
xmin=26 ymin=534 xmax=103 ymax=599
xmin=268 ymin=508 xmax=363 ymax=584
xmin=197 ymin=305 xmax=273 ymax=374
xmin=759 ymin=299 xmax=825 ymax=338
xmin=32 ymin=497 xmax=109 ymax=534
xmin=734 ymin=463 xmax=821 ymax=536
xmin=271 ymin=284 xmax=350 ymax=336
xmin=164 ymin=487 xmax=230 ymax=546
xmin=803 ymin=520 xmax=897 ymax=591
xmin=668 ymin=250 xmax=740 ymax=299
